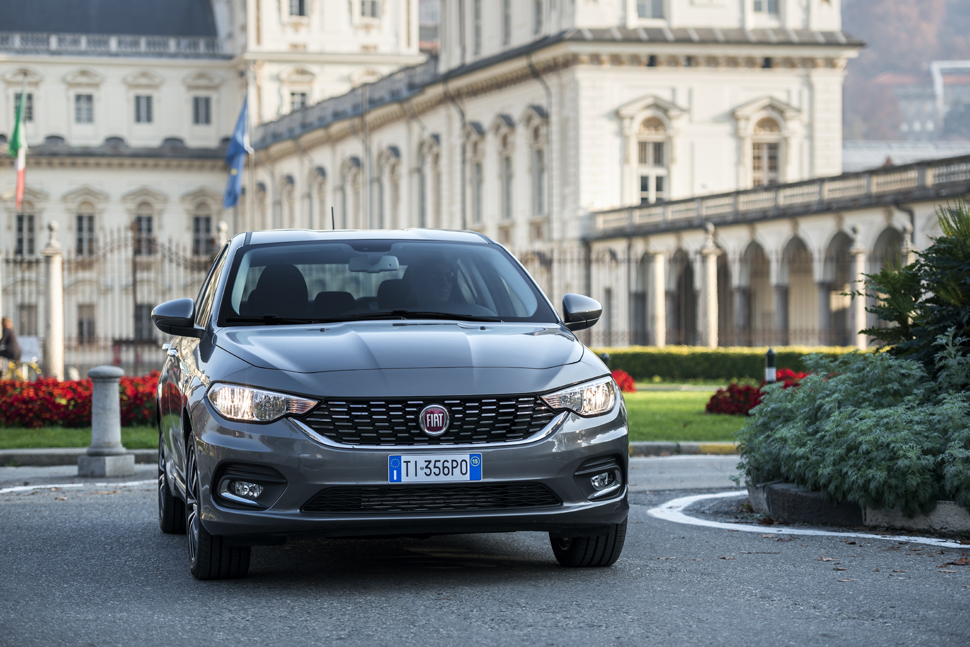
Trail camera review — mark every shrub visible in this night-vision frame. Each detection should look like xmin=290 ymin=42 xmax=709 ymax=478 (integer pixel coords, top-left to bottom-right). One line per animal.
xmin=611 ymin=369 xmax=636 ymax=393
xmin=0 ymin=372 xmax=159 ymax=429
xmin=736 ymin=351 xmax=970 ymax=515
xmin=860 ymin=200 xmax=970 ymax=376
xmin=706 ymin=367 xmax=810 ymax=416
xmin=594 ymin=346 xmax=859 ymax=382
xmin=706 ymin=384 xmax=762 ymax=415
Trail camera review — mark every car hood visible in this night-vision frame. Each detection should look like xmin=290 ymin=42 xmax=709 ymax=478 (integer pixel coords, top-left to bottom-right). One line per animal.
xmin=214 ymin=321 xmax=583 ymax=373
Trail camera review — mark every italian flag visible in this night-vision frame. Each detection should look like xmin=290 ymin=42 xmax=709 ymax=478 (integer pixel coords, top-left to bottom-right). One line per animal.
xmin=9 ymin=80 xmax=26 ymax=210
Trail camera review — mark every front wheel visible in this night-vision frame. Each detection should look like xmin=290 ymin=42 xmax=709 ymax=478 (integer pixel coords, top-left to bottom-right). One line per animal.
xmin=550 ymin=521 xmax=627 ymax=567
xmin=185 ymin=432 xmax=251 ymax=580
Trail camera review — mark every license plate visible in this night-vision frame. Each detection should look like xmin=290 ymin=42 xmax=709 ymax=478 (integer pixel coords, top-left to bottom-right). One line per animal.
xmin=388 ymin=454 xmax=482 ymax=483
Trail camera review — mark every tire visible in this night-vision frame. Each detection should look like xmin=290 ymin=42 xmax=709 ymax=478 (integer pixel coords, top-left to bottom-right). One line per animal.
xmin=550 ymin=521 xmax=627 ymax=567
xmin=158 ymin=432 xmax=185 ymax=534
xmin=185 ymin=432 xmax=251 ymax=580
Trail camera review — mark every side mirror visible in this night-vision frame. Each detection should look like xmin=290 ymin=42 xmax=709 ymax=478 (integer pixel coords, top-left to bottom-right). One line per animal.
xmin=152 ymin=298 xmax=203 ymax=338
xmin=562 ymin=293 xmax=602 ymax=331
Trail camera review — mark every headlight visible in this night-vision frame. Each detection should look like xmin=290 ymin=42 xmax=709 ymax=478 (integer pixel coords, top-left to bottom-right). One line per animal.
xmin=207 ymin=383 xmax=318 ymax=422
xmin=541 ymin=377 xmax=616 ymax=417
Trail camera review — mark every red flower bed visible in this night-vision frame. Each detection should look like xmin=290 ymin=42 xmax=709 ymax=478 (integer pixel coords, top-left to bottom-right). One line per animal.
xmin=611 ymin=369 xmax=637 ymax=393
xmin=706 ymin=367 xmax=812 ymax=416
xmin=0 ymin=372 xmax=159 ymax=429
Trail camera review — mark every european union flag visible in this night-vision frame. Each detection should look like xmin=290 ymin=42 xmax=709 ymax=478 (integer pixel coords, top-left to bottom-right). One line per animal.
xmin=223 ymin=98 xmax=252 ymax=208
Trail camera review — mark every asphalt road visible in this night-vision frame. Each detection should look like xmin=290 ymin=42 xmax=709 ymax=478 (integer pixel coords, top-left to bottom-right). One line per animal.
xmin=1 ymin=457 xmax=968 ymax=646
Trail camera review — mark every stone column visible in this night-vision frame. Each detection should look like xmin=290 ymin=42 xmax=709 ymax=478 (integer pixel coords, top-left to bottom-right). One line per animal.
xmin=773 ymin=285 xmax=788 ymax=346
xmin=700 ymin=223 xmax=719 ymax=348
xmin=42 ymin=222 xmax=65 ymax=381
xmin=850 ymin=226 xmax=868 ymax=350
xmin=732 ymin=288 xmax=748 ymax=343
xmin=78 ymin=366 xmax=134 ymax=477
xmin=649 ymin=252 xmax=666 ymax=347
xmin=817 ymin=282 xmax=832 ymax=345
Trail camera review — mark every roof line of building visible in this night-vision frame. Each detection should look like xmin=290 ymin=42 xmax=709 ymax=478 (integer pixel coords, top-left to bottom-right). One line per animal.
xmin=255 ymin=27 xmax=861 ymax=150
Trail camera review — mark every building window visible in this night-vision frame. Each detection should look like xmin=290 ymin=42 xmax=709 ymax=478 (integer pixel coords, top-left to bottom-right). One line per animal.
xmin=637 ymin=117 xmax=668 ymax=204
xmin=752 ymin=117 xmax=781 ymax=187
xmin=289 ymin=0 xmax=307 ymax=16
xmin=753 ymin=0 xmax=779 ymax=14
xmin=501 ymin=155 xmax=513 ymax=221
xmin=290 ymin=92 xmax=308 ymax=111
xmin=15 ymin=214 xmax=34 ymax=256
xmin=360 ymin=0 xmax=380 ymax=19
xmin=134 ymin=95 xmax=153 ymax=123
xmin=77 ymin=304 xmax=96 ymax=346
xmin=134 ymin=205 xmax=154 ymax=256
xmin=534 ymin=0 xmax=543 ymax=35
xmin=17 ymin=304 xmax=37 ymax=337
xmin=193 ymin=209 xmax=214 ymax=257
xmin=473 ymin=0 xmax=482 ymax=56
xmin=76 ymin=210 xmax=96 ymax=257
xmin=135 ymin=304 xmax=155 ymax=341
xmin=192 ymin=96 xmax=211 ymax=125
xmin=637 ymin=0 xmax=665 ymax=19
xmin=472 ymin=161 xmax=483 ymax=224
xmin=13 ymin=93 xmax=33 ymax=122
xmin=503 ymin=0 xmax=511 ymax=46
xmin=74 ymin=94 xmax=94 ymax=124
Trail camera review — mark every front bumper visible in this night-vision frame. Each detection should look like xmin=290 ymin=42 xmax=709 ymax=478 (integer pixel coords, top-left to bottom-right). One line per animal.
xmin=195 ymin=400 xmax=629 ymax=542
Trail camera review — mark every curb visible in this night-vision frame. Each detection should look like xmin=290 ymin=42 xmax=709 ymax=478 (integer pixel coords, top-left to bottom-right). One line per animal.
xmin=630 ymin=441 xmax=737 ymax=457
xmin=748 ymin=482 xmax=970 ymax=534
xmin=0 ymin=448 xmax=157 ymax=467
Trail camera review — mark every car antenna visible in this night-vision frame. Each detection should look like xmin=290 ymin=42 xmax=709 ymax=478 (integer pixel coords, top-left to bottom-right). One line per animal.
xmin=331 ymin=206 xmax=335 ymax=231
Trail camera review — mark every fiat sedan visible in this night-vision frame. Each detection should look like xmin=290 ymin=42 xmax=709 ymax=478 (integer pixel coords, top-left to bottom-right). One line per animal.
xmin=153 ymin=229 xmax=628 ymax=579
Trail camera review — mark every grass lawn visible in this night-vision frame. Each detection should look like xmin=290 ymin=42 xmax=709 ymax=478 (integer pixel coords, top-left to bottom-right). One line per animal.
xmin=623 ymin=391 xmax=747 ymax=442
xmin=0 ymin=426 xmax=158 ymax=450
xmin=0 ymin=392 xmax=744 ymax=448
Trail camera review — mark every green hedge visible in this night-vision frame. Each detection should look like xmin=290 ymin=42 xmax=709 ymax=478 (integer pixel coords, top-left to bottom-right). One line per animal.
xmin=593 ymin=345 xmax=864 ymax=382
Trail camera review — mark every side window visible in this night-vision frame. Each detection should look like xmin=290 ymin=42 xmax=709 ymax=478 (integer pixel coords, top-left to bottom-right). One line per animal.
xmin=195 ymin=245 xmax=229 ymax=327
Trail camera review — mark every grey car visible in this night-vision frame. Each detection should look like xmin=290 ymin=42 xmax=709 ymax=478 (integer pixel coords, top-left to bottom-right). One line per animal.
xmin=152 ymin=229 xmax=628 ymax=579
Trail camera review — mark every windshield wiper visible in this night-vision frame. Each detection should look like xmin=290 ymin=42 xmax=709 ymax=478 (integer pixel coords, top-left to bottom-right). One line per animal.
xmin=225 ymin=315 xmax=319 ymax=325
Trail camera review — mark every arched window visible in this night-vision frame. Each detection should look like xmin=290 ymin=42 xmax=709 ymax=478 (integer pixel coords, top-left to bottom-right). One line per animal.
xmin=134 ymin=201 xmax=154 ymax=256
xmin=752 ymin=117 xmax=781 ymax=187
xmin=638 ymin=117 xmax=668 ymax=204
xmin=76 ymin=201 xmax=96 ymax=257
xmin=192 ymin=202 xmax=213 ymax=257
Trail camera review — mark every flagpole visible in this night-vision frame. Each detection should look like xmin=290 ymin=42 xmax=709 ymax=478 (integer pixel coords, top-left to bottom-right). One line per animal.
xmin=16 ymin=73 xmax=27 ymax=219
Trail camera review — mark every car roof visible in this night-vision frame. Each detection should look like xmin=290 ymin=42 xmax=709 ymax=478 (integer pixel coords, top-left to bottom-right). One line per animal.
xmin=239 ymin=229 xmax=493 ymax=246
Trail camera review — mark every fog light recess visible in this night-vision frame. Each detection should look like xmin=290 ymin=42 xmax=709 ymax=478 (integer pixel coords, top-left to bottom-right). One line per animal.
xmin=214 ymin=463 xmax=287 ymax=510
xmin=573 ymin=456 xmax=625 ymax=501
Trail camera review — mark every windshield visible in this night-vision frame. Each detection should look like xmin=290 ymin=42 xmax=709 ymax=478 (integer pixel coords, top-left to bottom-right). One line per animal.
xmin=217 ymin=240 xmax=558 ymax=326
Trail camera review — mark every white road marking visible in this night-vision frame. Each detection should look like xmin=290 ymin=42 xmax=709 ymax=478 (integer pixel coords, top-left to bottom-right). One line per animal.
xmin=0 ymin=479 xmax=154 ymax=495
xmin=648 ymin=490 xmax=970 ymax=549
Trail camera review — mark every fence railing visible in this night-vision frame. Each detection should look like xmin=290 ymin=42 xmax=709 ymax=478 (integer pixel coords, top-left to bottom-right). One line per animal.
xmin=0 ymin=32 xmax=225 ymax=57
xmin=593 ymin=155 xmax=970 ymax=236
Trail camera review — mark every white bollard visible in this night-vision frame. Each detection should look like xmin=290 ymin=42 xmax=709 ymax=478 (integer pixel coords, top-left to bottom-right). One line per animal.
xmin=78 ymin=366 xmax=134 ymax=477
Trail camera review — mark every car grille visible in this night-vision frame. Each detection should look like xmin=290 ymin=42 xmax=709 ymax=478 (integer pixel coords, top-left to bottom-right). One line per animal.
xmin=300 ymin=395 xmax=558 ymax=446
xmin=301 ymin=483 xmax=562 ymax=514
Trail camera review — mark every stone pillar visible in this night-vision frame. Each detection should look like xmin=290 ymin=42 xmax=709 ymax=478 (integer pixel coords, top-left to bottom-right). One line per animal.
xmin=817 ymin=282 xmax=832 ymax=345
xmin=850 ymin=226 xmax=868 ymax=350
xmin=700 ymin=223 xmax=719 ymax=348
xmin=649 ymin=252 xmax=666 ymax=347
xmin=42 ymin=222 xmax=65 ymax=381
xmin=773 ymin=285 xmax=788 ymax=346
xmin=78 ymin=366 xmax=134 ymax=477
